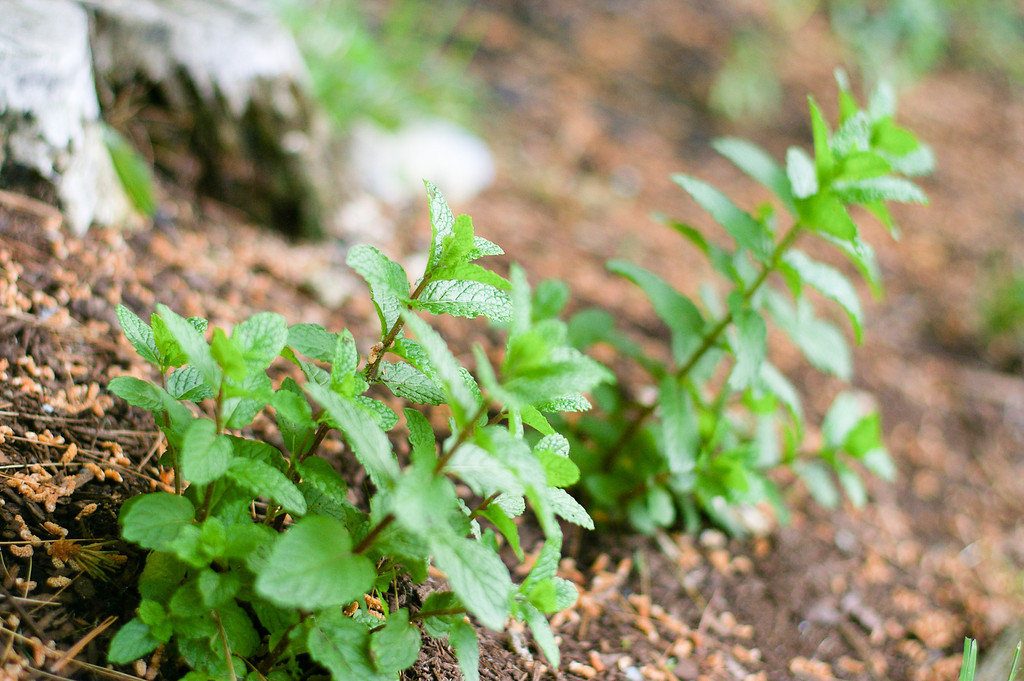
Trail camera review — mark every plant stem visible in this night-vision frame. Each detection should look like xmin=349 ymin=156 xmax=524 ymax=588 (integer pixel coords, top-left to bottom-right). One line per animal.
xmin=213 ymin=610 xmax=238 ymax=681
xmin=435 ymin=402 xmax=488 ymax=474
xmin=353 ymin=514 xmax=395 ymax=554
xmin=600 ymin=224 xmax=804 ymax=467
xmin=468 ymin=492 xmax=501 ymax=521
xmin=257 ymin=616 xmax=307 ymax=675
xmin=410 ymin=606 xmax=467 ymax=622
xmin=159 ymin=372 xmax=182 ymax=496
xmin=196 ymin=484 xmax=215 ymax=522
xmin=364 ymin=277 xmax=432 ymax=382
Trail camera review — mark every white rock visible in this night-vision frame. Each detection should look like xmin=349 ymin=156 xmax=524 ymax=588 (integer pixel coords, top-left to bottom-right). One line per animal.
xmin=0 ymin=0 xmax=131 ymax=234
xmin=348 ymin=118 xmax=495 ymax=206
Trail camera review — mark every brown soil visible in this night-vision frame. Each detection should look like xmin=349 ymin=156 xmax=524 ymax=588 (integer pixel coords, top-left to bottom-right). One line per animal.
xmin=2 ymin=2 xmax=1023 ymax=681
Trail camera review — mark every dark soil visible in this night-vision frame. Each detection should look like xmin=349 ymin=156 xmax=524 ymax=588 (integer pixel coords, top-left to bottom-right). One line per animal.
xmin=2 ymin=2 xmax=1023 ymax=680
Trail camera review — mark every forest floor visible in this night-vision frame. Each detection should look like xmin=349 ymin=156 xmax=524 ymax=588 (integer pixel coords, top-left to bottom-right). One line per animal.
xmin=2 ymin=2 xmax=1024 ymax=680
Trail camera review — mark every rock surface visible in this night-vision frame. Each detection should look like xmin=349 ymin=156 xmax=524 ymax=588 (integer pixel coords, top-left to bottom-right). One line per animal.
xmin=0 ymin=0 xmax=132 ymax=235
xmin=347 ymin=118 xmax=496 ymax=206
xmin=89 ymin=0 xmax=342 ymax=237
xmin=0 ymin=0 xmax=343 ymax=237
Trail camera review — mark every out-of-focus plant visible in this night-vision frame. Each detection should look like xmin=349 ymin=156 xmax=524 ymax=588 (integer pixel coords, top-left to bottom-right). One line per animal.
xmin=958 ymin=638 xmax=1022 ymax=681
xmin=273 ymin=0 xmax=482 ymax=130
xmin=568 ymin=74 xmax=933 ymax=535
xmin=711 ymin=0 xmax=1024 ymax=121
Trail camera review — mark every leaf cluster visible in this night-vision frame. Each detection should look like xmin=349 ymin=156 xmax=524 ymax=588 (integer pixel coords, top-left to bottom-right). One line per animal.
xmin=108 ymin=182 xmax=610 ymax=680
xmin=566 ymin=73 xmax=933 ymax=535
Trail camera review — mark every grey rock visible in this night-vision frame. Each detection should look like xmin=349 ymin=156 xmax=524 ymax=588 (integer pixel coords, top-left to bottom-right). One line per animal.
xmin=0 ymin=0 xmax=132 ymax=234
xmin=88 ymin=0 xmax=343 ymax=237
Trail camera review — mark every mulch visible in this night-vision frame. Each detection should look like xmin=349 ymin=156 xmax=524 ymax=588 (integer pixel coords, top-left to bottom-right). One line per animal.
xmin=2 ymin=1 xmax=1024 ymax=680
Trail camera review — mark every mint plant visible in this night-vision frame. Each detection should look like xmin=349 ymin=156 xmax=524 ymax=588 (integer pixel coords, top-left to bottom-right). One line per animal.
xmin=106 ymin=181 xmax=610 ymax=680
xmin=567 ymin=73 xmax=934 ymax=535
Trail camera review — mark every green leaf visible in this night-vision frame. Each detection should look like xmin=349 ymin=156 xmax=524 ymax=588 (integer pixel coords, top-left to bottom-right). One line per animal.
xmin=782 ymin=250 xmax=864 ymax=341
xmin=217 ymin=600 xmax=259 ymax=658
xmin=180 ymin=419 xmax=233 ymax=486
xmin=728 ymin=299 xmax=767 ymax=390
xmin=536 ymin=450 xmax=579 ymax=487
xmin=796 ymin=460 xmax=839 ymax=509
xmin=166 ymin=366 xmax=215 ymax=402
xmin=759 ymin=361 xmax=803 ymax=425
xmin=445 ymin=443 xmax=522 ymax=498
xmin=416 ymin=279 xmax=512 ymax=322
xmin=404 ymin=408 xmax=438 ymax=466
xmin=523 ymin=603 xmax=559 ymax=667
xmin=518 ymin=406 xmax=554 ymax=435
xmin=211 ymin=328 xmax=247 ymax=385
xmin=116 ymin=305 xmax=160 ymax=366
xmin=551 ymin=577 xmax=579 ymax=612
xmin=307 ymin=611 xmax=381 ymax=681
xmin=346 ymin=244 xmax=410 ymax=334
xmin=821 ymin=392 xmax=863 ymax=449
xmin=672 ymin=174 xmax=772 ymax=261
xmin=795 ymin=193 xmax=858 ymax=241
xmin=831 ymin=111 xmax=870 ymax=157
xmin=959 ymin=638 xmax=978 ymax=681
xmin=227 ymin=458 xmax=307 ymax=516
xmin=835 ymin=151 xmax=892 ymax=181
xmin=434 ymin=213 xmax=476 ymax=268
xmin=369 ymin=609 xmax=421 ymax=675
xmin=330 ymin=330 xmax=359 ymax=389
xmin=786 ymin=147 xmax=818 ymax=199
xmin=527 ymin=580 xmax=557 ymax=612
xmin=532 ymin=279 xmax=570 ymax=321
xmin=836 ymin=463 xmax=867 ymax=508
xmin=872 ymin=117 xmax=921 ymax=157
xmin=808 ymin=96 xmax=833 ymax=181
xmin=108 ymin=376 xmax=167 ymax=411
xmin=120 ymin=492 xmax=195 ymax=551
xmin=296 ymin=456 xmax=347 ymax=499
xmin=229 ymin=436 xmax=289 ymax=472
xmin=430 ymin=534 xmax=512 ymax=630
xmin=468 ymin=236 xmax=503 ymax=261
xmin=712 ymin=137 xmax=795 ymax=212
xmin=546 ymin=487 xmax=594 ymax=530
xmin=287 ymin=324 xmax=339 ymax=362
xmin=430 ymin=262 xmax=512 ymax=291
xmin=233 ymin=312 xmax=288 ymax=370
xmin=659 ymin=376 xmax=698 ymax=475
xmin=832 ymin=177 xmax=928 ymax=206
xmin=197 ymin=567 xmax=239 ymax=608
xmin=108 ymin=618 xmax=160 ymax=664
xmin=139 ymin=551 xmax=187 ymax=602
xmin=767 ymin=293 xmax=852 ymax=380
xmin=400 ymin=312 xmax=479 ymax=419
xmin=607 ymin=260 xmax=704 ymax=354
xmin=426 ymin=181 xmax=457 ymax=272
xmin=535 ymin=393 xmax=593 ymax=413
xmin=306 ymin=383 xmax=400 ymax=489
xmin=156 ymin=304 xmax=220 ymax=389
xmin=502 ymin=347 xmax=612 ymax=410
xmin=256 ymin=516 xmax=375 ymax=610
xmin=824 ymin=233 xmax=883 ymax=297
xmin=222 ymin=370 xmax=273 ymax=429
xmin=450 ymin=621 xmax=480 ymax=681
xmin=103 ymin=125 xmax=157 ymax=217
xmin=480 ymin=505 xmax=523 ymax=561
xmin=222 ymin=523 xmax=275 ymax=560
xmin=378 ymin=362 xmax=446 ymax=405
xmin=627 ymin=486 xmax=675 ymax=534
xmin=151 ymin=314 xmax=207 ymax=369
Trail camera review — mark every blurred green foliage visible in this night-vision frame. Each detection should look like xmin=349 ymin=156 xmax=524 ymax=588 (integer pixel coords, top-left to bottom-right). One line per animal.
xmin=712 ymin=0 xmax=1024 ymax=120
xmin=273 ymin=0 xmax=483 ymax=130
